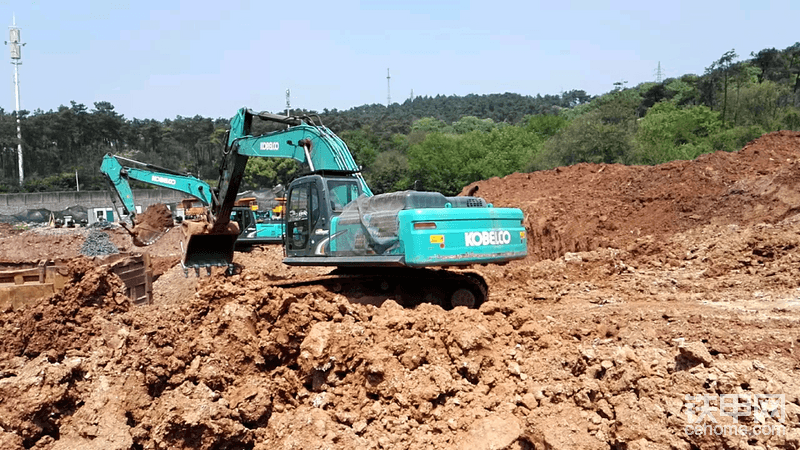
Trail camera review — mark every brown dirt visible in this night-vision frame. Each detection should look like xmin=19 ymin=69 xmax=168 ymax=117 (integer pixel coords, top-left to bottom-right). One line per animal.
xmin=129 ymin=203 xmax=175 ymax=247
xmin=1 ymin=131 xmax=800 ymax=449
xmin=136 ymin=203 xmax=175 ymax=231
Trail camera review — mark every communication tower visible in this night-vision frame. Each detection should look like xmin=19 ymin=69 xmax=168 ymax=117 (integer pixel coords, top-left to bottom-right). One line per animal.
xmin=4 ymin=16 xmax=25 ymax=185
xmin=285 ymin=89 xmax=291 ymax=116
xmin=655 ymin=62 xmax=664 ymax=83
xmin=386 ymin=68 xmax=391 ymax=107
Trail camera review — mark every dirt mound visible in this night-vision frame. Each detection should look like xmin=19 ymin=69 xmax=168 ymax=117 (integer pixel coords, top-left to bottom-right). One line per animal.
xmin=129 ymin=203 xmax=175 ymax=246
xmin=464 ymin=130 xmax=800 ymax=262
xmin=0 ymin=258 xmax=130 ymax=360
xmin=1 ymin=131 xmax=800 ymax=449
xmin=136 ymin=203 xmax=174 ymax=231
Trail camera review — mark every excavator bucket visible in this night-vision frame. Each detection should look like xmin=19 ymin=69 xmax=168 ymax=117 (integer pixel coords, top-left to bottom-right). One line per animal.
xmin=126 ymin=203 xmax=175 ymax=247
xmin=180 ymin=220 xmax=240 ymax=273
xmin=128 ymin=223 xmax=169 ymax=246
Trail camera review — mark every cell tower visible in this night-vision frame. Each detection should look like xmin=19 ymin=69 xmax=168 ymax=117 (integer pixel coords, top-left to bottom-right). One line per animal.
xmin=655 ymin=61 xmax=664 ymax=83
xmin=285 ymin=88 xmax=291 ymax=116
xmin=386 ymin=68 xmax=391 ymax=107
xmin=5 ymin=16 xmax=25 ymax=185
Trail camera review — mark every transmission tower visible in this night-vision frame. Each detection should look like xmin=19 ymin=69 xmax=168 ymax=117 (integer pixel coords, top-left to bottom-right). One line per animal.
xmin=655 ymin=61 xmax=665 ymax=83
xmin=4 ymin=15 xmax=25 ymax=185
xmin=386 ymin=68 xmax=391 ymax=106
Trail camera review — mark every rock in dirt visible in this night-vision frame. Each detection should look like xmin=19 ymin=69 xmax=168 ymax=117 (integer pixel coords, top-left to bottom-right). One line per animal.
xmin=459 ymin=413 xmax=522 ymax=450
xmin=678 ymin=341 xmax=714 ymax=368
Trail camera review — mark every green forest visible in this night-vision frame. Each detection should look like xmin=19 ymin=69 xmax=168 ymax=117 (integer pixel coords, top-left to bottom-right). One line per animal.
xmin=1 ymin=44 xmax=799 ymax=196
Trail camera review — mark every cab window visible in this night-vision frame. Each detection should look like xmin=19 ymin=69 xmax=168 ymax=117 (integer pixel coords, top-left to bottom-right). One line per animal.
xmin=327 ymin=180 xmax=361 ymax=211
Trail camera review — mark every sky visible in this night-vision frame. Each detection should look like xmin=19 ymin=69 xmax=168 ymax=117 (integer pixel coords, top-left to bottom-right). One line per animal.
xmin=0 ymin=0 xmax=798 ymax=121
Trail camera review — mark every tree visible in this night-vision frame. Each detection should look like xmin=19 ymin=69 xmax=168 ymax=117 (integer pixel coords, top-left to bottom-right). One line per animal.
xmin=750 ymin=48 xmax=783 ymax=83
xmin=732 ymin=81 xmax=791 ymax=129
xmin=406 ymin=133 xmax=485 ymax=195
xmin=450 ymin=116 xmax=499 ymax=134
xmin=633 ymin=102 xmax=721 ymax=164
xmin=665 ymin=76 xmax=700 ymax=106
xmin=243 ymin=158 xmax=299 ymax=190
xmin=523 ymin=114 xmax=569 ymax=139
xmin=367 ymin=150 xmax=408 ymax=194
xmin=530 ymin=91 xmax=639 ymax=170
xmin=339 ymin=125 xmax=379 ymax=169
xmin=785 ymin=42 xmax=800 ymax=94
xmin=705 ymin=49 xmax=739 ymax=124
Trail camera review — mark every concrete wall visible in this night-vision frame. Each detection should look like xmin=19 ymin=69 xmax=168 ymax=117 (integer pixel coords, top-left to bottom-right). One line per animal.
xmin=0 ymin=189 xmax=185 ymax=217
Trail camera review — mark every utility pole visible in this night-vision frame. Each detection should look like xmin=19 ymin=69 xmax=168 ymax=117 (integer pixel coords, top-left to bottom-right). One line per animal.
xmin=5 ymin=15 xmax=25 ymax=185
xmin=386 ymin=68 xmax=391 ymax=107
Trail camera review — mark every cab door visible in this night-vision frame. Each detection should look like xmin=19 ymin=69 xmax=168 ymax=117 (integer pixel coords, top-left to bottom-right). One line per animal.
xmin=286 ymin=181 xmax=321 ymax=256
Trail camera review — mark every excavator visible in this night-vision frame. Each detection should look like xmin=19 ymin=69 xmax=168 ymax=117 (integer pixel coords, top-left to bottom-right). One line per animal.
xmin=100 ymin=154 xmax=284 ymax=249
xmin=178 ymin=107 xmax=528 ymax=308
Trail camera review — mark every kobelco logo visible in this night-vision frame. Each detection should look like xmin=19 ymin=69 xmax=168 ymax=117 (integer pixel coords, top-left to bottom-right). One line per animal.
xmin=260 ymin=142 xmax=280 ymax=151
xmin=151 ymin=175 xmax=176 ymax=186
xmin=464 ymin=230 xmax=512 ymax=247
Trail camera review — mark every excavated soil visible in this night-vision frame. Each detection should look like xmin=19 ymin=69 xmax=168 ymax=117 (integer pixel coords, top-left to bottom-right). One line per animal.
xmin=1 ymin=131 xmax=800 ymax=449
xmin=136 ymin=203 xmax=175 ymax=232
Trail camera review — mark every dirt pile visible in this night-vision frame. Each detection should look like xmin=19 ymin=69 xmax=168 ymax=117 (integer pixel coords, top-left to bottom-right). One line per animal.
xmin=0 ymin=131 xmax=799 ymax=449
xmin=129 ymin=203 xmax=175 ymax=247
xmin=464 ymin=130 xmax=800 ymax=262
xmin=135 ymin=203 xmax=175 ymax=231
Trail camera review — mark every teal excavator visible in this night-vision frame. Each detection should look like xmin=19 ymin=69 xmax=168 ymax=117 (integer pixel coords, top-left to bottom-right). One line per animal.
xmin=175 ymin=108 xmax=528 ymax=308
xmin=100 ymin=154 xmax=283 ymax=250
xmin=100 ymin=154 xmax=216 ymax=246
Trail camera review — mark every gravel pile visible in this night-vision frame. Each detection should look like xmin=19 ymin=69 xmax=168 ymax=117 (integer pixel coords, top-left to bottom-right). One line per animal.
xmin=80 ymin=230 xmax=120 ymax=256
xmin=89 ymin=220 xmax=115 ymax=230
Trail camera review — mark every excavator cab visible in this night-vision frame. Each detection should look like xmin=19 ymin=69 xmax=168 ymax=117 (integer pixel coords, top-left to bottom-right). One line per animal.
xmin=285 ymin=175 xmax=363 ymax=257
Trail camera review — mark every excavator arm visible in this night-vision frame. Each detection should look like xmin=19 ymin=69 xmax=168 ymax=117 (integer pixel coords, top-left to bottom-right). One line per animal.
xmin=213 ymin=109 xmax=372 ymax=226
xmin=100 ymin=153 xmax=215 ymax=245
xmin=101 ymin=154 xmax=214 ymax=214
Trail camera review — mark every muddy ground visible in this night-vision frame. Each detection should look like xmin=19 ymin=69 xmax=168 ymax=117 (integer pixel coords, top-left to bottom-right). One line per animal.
xmin=1 ymin=131 xmax=800 ymax=449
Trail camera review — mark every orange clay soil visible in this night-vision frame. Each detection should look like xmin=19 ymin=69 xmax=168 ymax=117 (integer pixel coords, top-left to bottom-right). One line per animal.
xmin=1 ymin=131 xmax=799 ymax=450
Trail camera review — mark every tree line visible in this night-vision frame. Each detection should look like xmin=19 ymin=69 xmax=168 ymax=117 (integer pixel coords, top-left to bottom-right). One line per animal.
xmin=0 ymin=42 xmax=798 ymax=196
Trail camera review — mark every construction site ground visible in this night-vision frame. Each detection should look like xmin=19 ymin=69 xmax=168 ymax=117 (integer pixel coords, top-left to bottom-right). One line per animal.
xmin=1 ymin=131 xmax=800 ymax=450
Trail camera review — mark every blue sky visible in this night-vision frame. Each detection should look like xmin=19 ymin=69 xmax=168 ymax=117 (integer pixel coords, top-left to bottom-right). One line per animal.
xmin=1 ymin=0 xmax=798 ymax=120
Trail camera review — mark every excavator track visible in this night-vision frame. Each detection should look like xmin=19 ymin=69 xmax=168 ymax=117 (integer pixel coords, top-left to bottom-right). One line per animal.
xmin=268 ymin=267 xmax=488 ymax=310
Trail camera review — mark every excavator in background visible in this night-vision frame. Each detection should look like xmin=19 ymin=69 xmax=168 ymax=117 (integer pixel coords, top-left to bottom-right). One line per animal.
xmin=100 ymin=154 xmax=284 ymax=249
xmin=181 ymin=108 xmax=527 ymax=308
xmin=100 ymin=154 xmax=214 ymax=246
xmin=231 ymin=196 xmax=284 ymax=246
